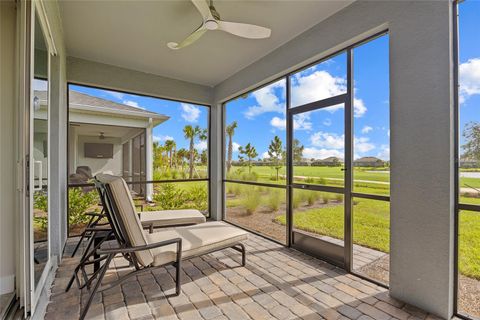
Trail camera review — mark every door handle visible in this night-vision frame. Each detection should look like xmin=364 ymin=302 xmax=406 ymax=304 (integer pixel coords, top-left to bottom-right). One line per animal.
xmin=34 ymin=160 xmax=43 ymax=191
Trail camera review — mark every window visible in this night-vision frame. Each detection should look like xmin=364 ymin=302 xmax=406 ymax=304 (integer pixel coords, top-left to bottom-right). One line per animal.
xmin=223 ymin=79 xmax=287 ymax=244
xmin=222 ymin=34 xmax=390 ymax=273
xmin=67 ymin=84 xmax=210 ymax=236
xmin=456 ymin=1 xmax=480 ymax=318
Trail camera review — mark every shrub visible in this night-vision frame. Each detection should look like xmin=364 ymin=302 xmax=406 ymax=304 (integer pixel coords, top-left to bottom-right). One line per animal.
xmin=267 ymin=190 xmax=281 ymax=212
xmin=34 ymin=192 xmax=48 ymax=212
xmin=171 ymin=170 xmax=178 ymax=180
xmin=306 ymin=191 xmax=319 ymax=206
xmin=241 ymin=171 xmax=258 ymax=182
xmin=153 ymin=183 xmax=187 ymax=210
xmin=68 ymin=188 xmax=98 ymax=226
xmin=244 ymin=190 xmax=261 ymax=215
xmin=292 ymin=193 xmax=303 ymax=209
xmin=316 ymin=178 xmax=327 ymax=185
xmin=321 ymin=193 xmax=332 ymax=204
xmin=304 ymin=177 xmax=315 ymax=184
xmin=334 ymin=194 xmax=343 ymax=203
xmin=188 ymin=185 xmax=208 ymax=211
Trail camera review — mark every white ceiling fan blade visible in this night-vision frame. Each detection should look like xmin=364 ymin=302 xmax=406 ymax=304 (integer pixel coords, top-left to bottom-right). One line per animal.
xmin=218 ymin=20 xmax=271 ymax=39
xmin=167 ymin=26 xmax=207 ymax=50
xmin=191 ymin=0 xmax=212 ymax=20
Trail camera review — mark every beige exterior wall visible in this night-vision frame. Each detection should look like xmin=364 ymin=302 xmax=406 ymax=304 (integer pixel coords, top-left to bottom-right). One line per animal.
xmin=0 ymin=0 xmax=17 ymax=296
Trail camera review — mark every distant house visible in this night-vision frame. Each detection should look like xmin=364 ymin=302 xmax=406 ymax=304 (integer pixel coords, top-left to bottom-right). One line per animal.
xmin=354 ymin=156 xmax=385 ymax=167
xmin=311 ymin=157 xmax=343 ymax=167
xmin=34 ymin=90 xmax=168 ymax=199
xmin=460 ymin=158 xmax=480 ymax=168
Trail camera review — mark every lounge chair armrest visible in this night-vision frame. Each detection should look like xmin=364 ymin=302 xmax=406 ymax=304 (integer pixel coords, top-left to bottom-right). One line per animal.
xmin=85 ymin=212 xmax=105 ymax=218
xmin=84 ymin=227 xmax=112 ymax=232
xmin=97 ymin=238 xmax=182 ymax=255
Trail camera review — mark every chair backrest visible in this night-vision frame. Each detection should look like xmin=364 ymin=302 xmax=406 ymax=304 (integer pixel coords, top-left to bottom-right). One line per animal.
xmin=76 ymin=166 xmax=93 ymax=179
xmin=95 ymin=174 xmax=154 ymax=267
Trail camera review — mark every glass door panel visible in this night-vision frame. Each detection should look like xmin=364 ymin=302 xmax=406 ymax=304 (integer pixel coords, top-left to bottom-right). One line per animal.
xmin=32 ymin=8 xmax=50 ymax=298
xmin=292 ymin=104 xmax=345 ymax=187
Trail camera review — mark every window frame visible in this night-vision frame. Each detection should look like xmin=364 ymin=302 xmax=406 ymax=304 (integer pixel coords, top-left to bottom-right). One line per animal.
xmin=221 ymin=31 xmax=391 ymax=287
xmin=66 ymin=82 xmax=212 ymax=237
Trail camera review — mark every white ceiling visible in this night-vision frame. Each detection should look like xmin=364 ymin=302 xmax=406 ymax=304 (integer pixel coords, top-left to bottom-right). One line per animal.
xmin=60 ymin=0 xmax=353 ymax=87
xmin=70 ymin=122 xmax=143 ymax=139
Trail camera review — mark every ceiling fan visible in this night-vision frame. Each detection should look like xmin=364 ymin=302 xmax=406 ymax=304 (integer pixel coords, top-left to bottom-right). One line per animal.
xmin=167 ymin=0 xmax=271 ymax=50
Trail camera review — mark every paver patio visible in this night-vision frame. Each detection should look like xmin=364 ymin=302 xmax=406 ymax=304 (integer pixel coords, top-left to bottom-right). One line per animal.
xmin=46 ymin=232 xmax=438 ymax=320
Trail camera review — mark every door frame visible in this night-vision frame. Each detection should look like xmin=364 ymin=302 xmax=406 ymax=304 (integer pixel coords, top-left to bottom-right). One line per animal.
xmin=26 ymin=0 xmax=57 ymax=314
xmin=286 ymin=50 xmax=354 ymax=270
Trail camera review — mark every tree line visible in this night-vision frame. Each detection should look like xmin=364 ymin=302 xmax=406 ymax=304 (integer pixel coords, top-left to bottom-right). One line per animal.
xmin=225 ymin=121 xmax=304 ymax=180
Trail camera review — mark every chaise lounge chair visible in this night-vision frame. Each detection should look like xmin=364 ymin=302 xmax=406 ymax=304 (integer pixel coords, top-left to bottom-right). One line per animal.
xmin=75 ymin=174 xmax=248 ymax=320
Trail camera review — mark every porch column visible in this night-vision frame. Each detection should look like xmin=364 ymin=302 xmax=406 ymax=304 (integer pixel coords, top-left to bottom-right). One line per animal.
xmin=145 ymin=122 xmax=153 ymax=201
xmin=209 ymin=102 xmax=223 ymax=220
xmin=388 ymin=1 xmax=455 ymax=317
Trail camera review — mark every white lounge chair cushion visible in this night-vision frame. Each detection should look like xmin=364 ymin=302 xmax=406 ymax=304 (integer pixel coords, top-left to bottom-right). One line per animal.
xmin=96 ymin=174 xmax=154 ymax=267
xmin=139 ymin=209 xmax=206 ymax=228
xmin=146 ymin=221 xmax=248 ymax=267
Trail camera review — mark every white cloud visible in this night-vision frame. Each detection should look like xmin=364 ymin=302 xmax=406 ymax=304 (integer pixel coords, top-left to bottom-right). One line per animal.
xmin=291 ymin=70 xmax=346 ymax=107
xmin=181 ymin=103 xmax=201 ymax=123
xmin=270 ymin=113 xmax=312 ymax=131
xmin=303 ymin=147 xmax=343 ymax=160
xmin=232 ymin=142 xmax=240 ymax=152
xmin=361 ymin=126 xmax=373 ymax=134
xmin=377 ymin=145 xmax=390 ymax=160
xmin=354 ymin=136 xmax=375 ymax=153
xmin=310 ymin=131 xmax=344 ymax=149
xmin=244 ymin=81 xmax=285 ymax=119
xmin=123 ymin=100 xmax=145 ymax=110
xmin=460 ymin=58 xmax=480 ymax=103
xmin=153 ymin=135 xmax=174 ymax=142
xmin=290 ymin=69 xmax=367 ymax=117
xmin=354 ymin=98 xmax=367 ymax=117
xmin=195 ymin=140 xmax=208 ymax=151
xmin=261 ymin=151 xmax=270 ymax=159
xmin=270 ymin=117 xmax=286 ymax=130
xmin=105 ymin=91 xmax=125 ymax=100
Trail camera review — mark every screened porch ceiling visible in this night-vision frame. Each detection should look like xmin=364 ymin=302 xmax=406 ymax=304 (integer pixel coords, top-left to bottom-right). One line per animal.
xmin=59 ymin=0 xmax=354 ymax=86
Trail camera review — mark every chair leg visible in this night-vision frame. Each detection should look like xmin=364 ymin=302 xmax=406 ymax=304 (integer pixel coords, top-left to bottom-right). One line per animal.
xmin=239 ymin=243 xmax=246 ymax=266
xmin=66 ymin=231 xmax=97 ymax=292
xmin=79 ymin=254 xmax=113 ymax=320
xmin=175 ymin=260 xmax=182 ymax=296
xmin=231 ymin=244 xmax=246 ymax=267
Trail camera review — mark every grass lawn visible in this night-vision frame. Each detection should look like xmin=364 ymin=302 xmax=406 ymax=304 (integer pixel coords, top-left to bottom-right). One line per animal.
xmin=275 ymin=198 xmax=390 ymax=253
xmin=459 ymin=210 xmax=480 ymax=279
xmin=275 ymin=198 xmax=480 ymax=279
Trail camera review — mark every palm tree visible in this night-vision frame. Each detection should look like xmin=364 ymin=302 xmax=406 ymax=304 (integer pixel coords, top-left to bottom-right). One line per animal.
xmin=225 ymin=121 xmax=237 ymax=173
xmin=164 ymin=139 xmax=176 ymax=168
xmin=183 ymin=125 xmax=207 ymax=178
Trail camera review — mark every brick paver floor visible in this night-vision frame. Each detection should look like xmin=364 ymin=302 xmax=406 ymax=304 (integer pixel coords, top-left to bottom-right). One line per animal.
xmin=45 ymin=233 xmax=439 ymax=320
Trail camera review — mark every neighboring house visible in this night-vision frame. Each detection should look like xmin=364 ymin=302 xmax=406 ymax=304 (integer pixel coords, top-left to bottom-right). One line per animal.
xmin=460 ymin=158 xmax=480 ymax=168
xmin=34 ymin=90 xmax=169 ymax=199
xmin=311 ymin=156 xmax=343 ymax=167
xmin=354 ymin=156 xmax=385 ymax=167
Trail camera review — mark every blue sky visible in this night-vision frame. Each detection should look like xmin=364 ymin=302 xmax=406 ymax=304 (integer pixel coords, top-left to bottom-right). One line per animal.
xmin=69 ymin=0 xmax=479 ymax=162
xmin=459 ymin=0 xmax=480 ymax=155
xmin=69 ymin=84 xmax=209 ymax=152
xmin=226 ymin=35 xmax=389 ymax=161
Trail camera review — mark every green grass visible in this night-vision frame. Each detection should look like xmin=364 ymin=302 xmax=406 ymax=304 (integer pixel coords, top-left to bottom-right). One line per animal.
xmin=459 ymin=210 xmax=480 ymax=279
xmin=274 ymin=198 xmax=480 ymax=279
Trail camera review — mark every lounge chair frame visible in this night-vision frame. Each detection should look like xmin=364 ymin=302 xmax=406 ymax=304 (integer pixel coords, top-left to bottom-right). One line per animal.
xmin=75 ymin=178 xmax=246 ymax=320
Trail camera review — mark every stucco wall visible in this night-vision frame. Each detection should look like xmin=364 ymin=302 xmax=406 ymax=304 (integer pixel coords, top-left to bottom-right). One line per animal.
xmin=76 ymin=136 xmax=123 ymax=176
xmin=0 ymin=0 xmax=17 ymax=296
xmin=212 ymin=1 xmax=454 ymax=318
xmin=67 ymin=56 xmax=213 ymax=105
